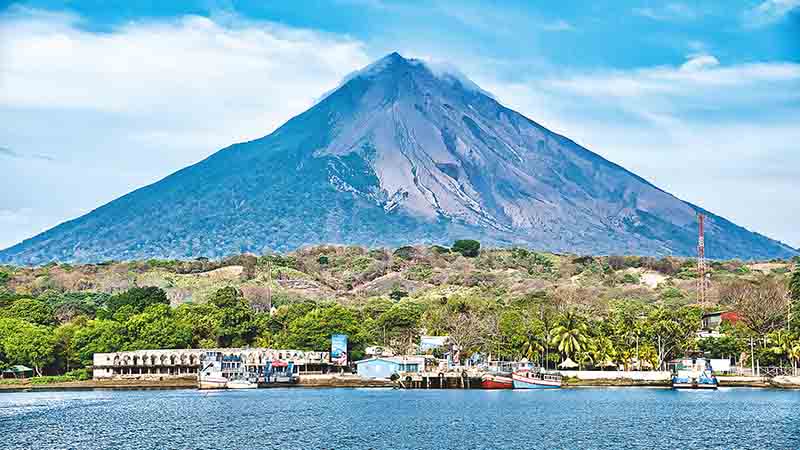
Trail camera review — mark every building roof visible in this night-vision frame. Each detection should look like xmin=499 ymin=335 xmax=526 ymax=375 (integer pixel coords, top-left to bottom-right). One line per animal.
xmin=354 ymin=356 xmax=425 ymax=365
xmin=2 ymin=365 xmax=33 ymax=373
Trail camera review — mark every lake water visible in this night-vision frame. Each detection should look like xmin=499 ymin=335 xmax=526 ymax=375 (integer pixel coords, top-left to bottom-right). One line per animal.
xmin=1 ymin=387 xmax=798 ymax=449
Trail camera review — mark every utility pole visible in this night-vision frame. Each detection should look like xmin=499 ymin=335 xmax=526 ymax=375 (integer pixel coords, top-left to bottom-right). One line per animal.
xmin=266 ymin=258 xmax=272 ymax=312
xmin=697 ymin=213 xmax=708 ymax=305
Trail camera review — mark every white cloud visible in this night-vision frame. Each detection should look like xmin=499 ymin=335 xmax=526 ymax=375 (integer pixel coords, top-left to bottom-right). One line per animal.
xmin=0 ymin=7 xmax=371 ymax=249
xmin=744 ymin=0 xmax=800 ymax=27
xmin=477 ymin=52 xmax=800 ymax=248
xmin=538 ymin=54 xmax=800 ymax=102
xmin=632 ymin=3 xmax=700 ymax=21
xmin=0 ymin=7 xmax=370 ymax=122
xmin=679 ymin=53 xmax=720 ymax=72
xmin=541 ymin=20 xmax=574 ymax=32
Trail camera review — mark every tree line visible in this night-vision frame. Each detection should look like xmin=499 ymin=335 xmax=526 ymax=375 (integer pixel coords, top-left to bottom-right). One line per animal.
xmin=1 ymin=262 xmax=798 ymax=377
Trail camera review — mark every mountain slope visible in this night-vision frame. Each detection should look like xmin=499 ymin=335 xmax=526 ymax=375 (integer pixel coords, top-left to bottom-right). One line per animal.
xmin=2 ymin=53 xmax=796 ymax=264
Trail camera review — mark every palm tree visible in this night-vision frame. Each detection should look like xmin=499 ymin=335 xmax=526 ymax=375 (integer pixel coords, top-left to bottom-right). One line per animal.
xmin=788 ymin=341 xmax=800 ymax=376
xmin=524 ymin=336 xmax=544 ymax=362
xmin=550 ymin=312 xmax=589 ymax=361
xmin=769 ymin=330 xmax=794 ymax=367
xmin=590 ymin=335 xmax=617 ymax=371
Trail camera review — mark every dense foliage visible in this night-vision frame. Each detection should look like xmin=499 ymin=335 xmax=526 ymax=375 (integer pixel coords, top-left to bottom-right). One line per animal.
xmin=0 ymin=247 xmax=798 ymax=376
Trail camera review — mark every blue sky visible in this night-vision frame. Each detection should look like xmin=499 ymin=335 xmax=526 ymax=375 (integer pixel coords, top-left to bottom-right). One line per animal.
xmin=1 ymin=0 xmax=799 ymax=250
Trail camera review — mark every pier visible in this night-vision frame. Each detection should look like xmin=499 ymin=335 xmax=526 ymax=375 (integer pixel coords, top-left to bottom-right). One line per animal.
xmin=396 ymin=371 xmax=483 ymax=389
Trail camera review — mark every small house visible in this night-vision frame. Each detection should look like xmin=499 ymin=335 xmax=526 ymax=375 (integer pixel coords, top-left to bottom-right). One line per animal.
xmin=702 ymin=311 xmax=740 ymax=331
xmin=355 ymin=357 xmax=425 ymax=379
xmin=2 ymin=365 xmax=34 ymax=379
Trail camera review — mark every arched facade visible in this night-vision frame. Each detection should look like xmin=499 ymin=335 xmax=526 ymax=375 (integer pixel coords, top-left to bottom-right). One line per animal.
xmin=92 ymin=348 xmax=332 ymax=380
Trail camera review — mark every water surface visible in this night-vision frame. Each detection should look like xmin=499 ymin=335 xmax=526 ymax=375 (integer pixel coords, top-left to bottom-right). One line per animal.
xmin=1 ymin=387 xmax=798 ymax=449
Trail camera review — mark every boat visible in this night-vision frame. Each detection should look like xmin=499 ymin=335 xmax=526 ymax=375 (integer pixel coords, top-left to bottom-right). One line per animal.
xmin=480 ymin=372 xmax=513 ymax=389
xmin=198 ymin=351 xmax=229 ymax=389
xmin=671 ymin=357 xmax=718 ymax=389
xmin=198 ymin=375 xmax=228 ymax=390
xmin=512 ymin=369 xmax=562 ymax=389
xmin=226 ymin=377 xmax=258 ymax=389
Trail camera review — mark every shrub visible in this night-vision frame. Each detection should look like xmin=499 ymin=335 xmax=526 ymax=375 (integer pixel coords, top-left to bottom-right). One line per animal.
xmin=317 ymin=255 xmax=329 ymax=265
xmin=429 ymin=245 xmax=451 ymax=255
xmin=405 ymin=264 xmax=433 ymax=282
xmin=393 ymin=246 xmax=416 ymax=260
xmin=452 ymin=240 xmax=480 ymax=258
xmin=622 ymin=273 xmax=640 ymax=284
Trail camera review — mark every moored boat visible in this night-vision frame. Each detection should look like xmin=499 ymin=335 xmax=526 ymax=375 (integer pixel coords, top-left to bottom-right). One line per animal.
xmin=480 ymin=373 xmax=513 ymax=389
xmin=512 ymin=369 xmax=562 ymax=389
xmin=198 ymin=351 xmax=228 ymax=389
xmin=671 ymin=357 xmax=718 ymax=390
xmin=226 ymin=377 xmax=258 ymax=389
xmin=198 ymin=375 xmax=228 ymax=390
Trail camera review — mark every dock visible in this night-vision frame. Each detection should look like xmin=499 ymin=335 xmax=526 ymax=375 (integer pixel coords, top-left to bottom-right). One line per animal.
xmin=396 ymin=371 xmax=483 ymax=389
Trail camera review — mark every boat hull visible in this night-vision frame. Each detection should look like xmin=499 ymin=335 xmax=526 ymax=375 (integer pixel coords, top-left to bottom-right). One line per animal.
xmin=226 ymin=381 xmax=258 ymax=389
xmin=672 ymin=380 xmax=718 ymax=390
xmin=480 ymin=375 xmax=513 ymax=389
xmin=512 ymin=373 xmax=561 ymax=389
xmin=198 ymin=377 xmax=228 ymax=390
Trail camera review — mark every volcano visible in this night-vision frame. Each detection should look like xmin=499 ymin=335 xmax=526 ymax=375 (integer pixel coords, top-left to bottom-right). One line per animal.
xmin=2 ymin=52 xmax=796 ymax=264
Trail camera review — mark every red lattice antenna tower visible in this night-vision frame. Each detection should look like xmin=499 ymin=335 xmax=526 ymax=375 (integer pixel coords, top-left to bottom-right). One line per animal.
xmin=697 ymin=213 xmax=708 ymax=304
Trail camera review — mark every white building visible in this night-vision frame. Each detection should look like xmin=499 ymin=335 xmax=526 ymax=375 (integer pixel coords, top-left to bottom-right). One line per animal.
xmin=92 ymin=348 xmax=331 ymax=380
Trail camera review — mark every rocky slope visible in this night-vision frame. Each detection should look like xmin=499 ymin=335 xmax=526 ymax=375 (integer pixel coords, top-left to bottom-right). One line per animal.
xmin=1 ymin=53 xmax=796 ymax=264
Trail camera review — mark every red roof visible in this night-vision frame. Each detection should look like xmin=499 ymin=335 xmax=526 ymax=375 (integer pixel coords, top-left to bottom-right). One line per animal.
xmin=270 ymin=360 xmax=288 ymax=367
xmin=721 ymin=312 xmax=740 ymax=324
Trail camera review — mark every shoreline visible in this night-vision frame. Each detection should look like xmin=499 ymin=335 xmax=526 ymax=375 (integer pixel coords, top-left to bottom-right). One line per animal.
xmin=2 ymin=376 xmax=798 ymax=392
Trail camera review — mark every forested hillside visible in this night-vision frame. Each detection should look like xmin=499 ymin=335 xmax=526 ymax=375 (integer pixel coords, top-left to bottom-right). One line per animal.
xmin=1 ymin=243 xmax=799 ymax=378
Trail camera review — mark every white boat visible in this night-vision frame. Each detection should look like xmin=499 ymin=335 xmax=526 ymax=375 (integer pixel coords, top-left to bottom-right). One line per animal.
xmin=512 ymin=369 xmax=562 ymax=389
xmin=226 ymin=378 xmax=258 ymax=389
xmin=198 ymin=351 xmax=230 ymax=390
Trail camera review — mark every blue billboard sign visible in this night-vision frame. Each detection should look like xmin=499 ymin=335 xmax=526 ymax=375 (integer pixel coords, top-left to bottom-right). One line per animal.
xmin=331 ymin=334 xmax=348 ymax=365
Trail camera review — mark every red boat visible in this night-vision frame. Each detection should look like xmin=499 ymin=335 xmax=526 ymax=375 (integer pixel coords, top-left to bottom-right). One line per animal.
xmin=480 ymin=373 xmax=513 ymax=389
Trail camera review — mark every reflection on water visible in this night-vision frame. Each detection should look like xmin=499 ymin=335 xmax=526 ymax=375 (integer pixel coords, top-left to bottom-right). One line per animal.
xmin=1 ymin=387 xmax=798 ymax=449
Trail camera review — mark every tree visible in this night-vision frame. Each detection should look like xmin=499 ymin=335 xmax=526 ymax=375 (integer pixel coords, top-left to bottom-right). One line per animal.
xmin=790 ymin=266 xmax=800 ymax=301
xmin=376 ymin=301 xmax=423 ymax=351
xmin=550 ymin=312 xmax=589 ymax=360
xmin=649 ymin=306 xmax=701 ymax=369
xmin=72 ymin=320 xmax=128 ymax=367
xmin=0 ymin=318 xmax=55 ymax=376
xmin=790 ymin=266 xmax=800 ymax=331
xmin=723 ymin=278 xmax=788 ymax=337
xmin=589 ymin=335 xmax=616 ymax=370
xmin=285 ymin=304 xmax=362 ymax=355
xmin=53 ymin=318 xmax=88 ymax=373
xmin=768 ymin=329 xmax=795 ymax=366
xmin=124 ymin=304 xmax=192 ymax=351
xmin=452 ymin=240 xmax=481 ymax=258
xmin=208 ymin=287 xmax=258 ymax=347
xmin=175 ymin=303 xmax=223 ymax=347
xmin=104 ymin=286 xmax=169 ymax=316
xmin=2 ymin=298 xmax=55 ymax=325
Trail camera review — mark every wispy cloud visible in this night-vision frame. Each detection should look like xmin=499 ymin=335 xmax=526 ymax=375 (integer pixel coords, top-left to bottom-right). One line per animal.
xmin=0 ymin=6 xmax=371 ymax=249
xmin=541 ymin=54 xmax=800 ymax=101
xmin=632 ymin=2 xmax=700 ymax=21
xmin=743 ymin=0 xmax=800 ymax=27
xmin=0 ymin=6 xmax=370 ymax=122
xmin=479 ymin=51 xmax=800 ymax=247
xmin=0 ymin=146 xmax=55 ymax=161
xmin=541 ymin=20 xmax=574 ymax=32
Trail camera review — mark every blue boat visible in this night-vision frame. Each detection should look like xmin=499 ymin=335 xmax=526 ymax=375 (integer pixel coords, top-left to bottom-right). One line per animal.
xmin=671 ymin=357 xmax=718 ymax=389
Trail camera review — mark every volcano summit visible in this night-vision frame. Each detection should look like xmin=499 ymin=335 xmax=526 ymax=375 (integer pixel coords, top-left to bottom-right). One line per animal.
xmin=2 ymin=53 xmax=796 ymax=264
